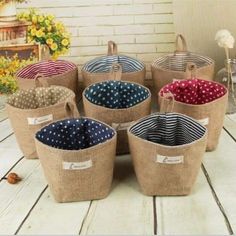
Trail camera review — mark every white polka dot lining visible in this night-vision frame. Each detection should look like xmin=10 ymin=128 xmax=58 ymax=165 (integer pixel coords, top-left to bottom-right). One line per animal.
xmin=84 ymin=80 xmax=150 ymax=109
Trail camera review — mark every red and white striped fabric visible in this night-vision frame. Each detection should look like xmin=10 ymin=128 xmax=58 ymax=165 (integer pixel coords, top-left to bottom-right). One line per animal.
xmin=160 ymin=78 xmax=227 ymax=105
xmin=16 ymin=60 xmax=77 ymax=80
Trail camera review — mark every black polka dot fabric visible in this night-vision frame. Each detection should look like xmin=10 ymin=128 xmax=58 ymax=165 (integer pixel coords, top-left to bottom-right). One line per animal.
xmin=84 ymin=80 xmax=150 ymax=109
xmin=36 ymin=118 xmax=115 ymax=150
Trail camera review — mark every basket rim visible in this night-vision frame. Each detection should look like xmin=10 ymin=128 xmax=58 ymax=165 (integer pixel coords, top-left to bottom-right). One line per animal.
xmin=158 ymin=79 xmax=228 ymax=107
xmin=128 ymin=112 xmax=208 ymax=149
xmin=151 ymin=52 xmax=215 ymax=73
xmin=82 ymin=54 xmax=145 ymax=73
xmin=82 ymin=80 xmax=151 ymax=111
xmin=15 ymin=59 xmax=77 ymax=79
xmin=35 ymin=116 xmax=117 ymax=153
xmin=6 ymin=85 xmax=75 ymax=112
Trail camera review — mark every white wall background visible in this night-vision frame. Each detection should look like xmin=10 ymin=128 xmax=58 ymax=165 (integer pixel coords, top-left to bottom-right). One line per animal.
xmin=173 ymin=0 xmax=236 ymax=72
xmin=17 ymin=0 xmax=175 ymax=81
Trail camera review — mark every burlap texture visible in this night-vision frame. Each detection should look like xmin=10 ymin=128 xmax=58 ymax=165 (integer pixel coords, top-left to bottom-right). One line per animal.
xmin=159 ymin=88 xmax=228 ymax=151
xmin=6 ymin=86 xmax=78 ymax=159
xmin=151 ymin=35 xmax=214 ymax=93
xmin=35 ymin=120 xmax=117 ymax=203
xmin=82 ymin=41 xmax=146 ymax=87
xmin=83 ymin=83 xmax=151 ymax=155
xmin=128 ymin=114 xmax=207 ymax=196
xmin=16 ymin=61 xmax=79 ymax=95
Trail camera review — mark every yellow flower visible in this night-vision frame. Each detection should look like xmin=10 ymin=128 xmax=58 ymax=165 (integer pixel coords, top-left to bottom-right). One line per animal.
xmin=61 ymin=38 xmax=69 ymax=46
xmin=36 ymin=30 xmax=44 ymax=38
xmin=47 ymin=14 xmax=54 ymax=21
xmin=46 ymin=38 xmax=53 ymax=45
xmin=31 ymin=28 xmax=37 ymax=36
xmin=47 ymin=26 xmax=52 ymax=32
xmin=32 ymin=15 xmax=37 ymax=24
xmin=61 ymin=48 xmax=68 ymax=54
xmin=38 ymin=15 xmax=44 ymax=23
xmin=23 ymin=13 xmax=29 ymax=19
xmin=55 ymin=22 xmax=63 ymax=30
xmin=50 ymin=43 xmax=58 ymax=51
xmin=45 ymin=20 xmax=50 ymax=26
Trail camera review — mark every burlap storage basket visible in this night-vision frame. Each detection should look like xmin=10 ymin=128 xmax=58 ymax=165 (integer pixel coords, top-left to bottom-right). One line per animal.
xmin=82 ymin=41 xmax=146 ymax=87
xmin=6 ymin=86 xmax=78 ymax=159
xmin=128 ymin=113 xmax=207 ymax=196
xmin=159 ymin=78 xmax=228 ymax=151
xmin=83 ymin=67 xmax=151 ymax=154
xmin=151 ymin=34 xmax=214 ymax=93
xmin=35 ymin=117 xmax=117 ymax=202
xmin=16 ymin=60 xmax=78 ymax=95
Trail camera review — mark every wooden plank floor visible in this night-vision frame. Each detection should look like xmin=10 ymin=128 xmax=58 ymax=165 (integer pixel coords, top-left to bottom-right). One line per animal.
xmin=0 ymin=105 xmax=236 ymax=235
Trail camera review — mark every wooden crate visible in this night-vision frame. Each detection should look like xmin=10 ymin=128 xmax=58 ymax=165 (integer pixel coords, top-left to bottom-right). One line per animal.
xmin=0 ymin=21 xmax=30 ymax=45
xmin=0 ymin=43 xmax=41 ymax=60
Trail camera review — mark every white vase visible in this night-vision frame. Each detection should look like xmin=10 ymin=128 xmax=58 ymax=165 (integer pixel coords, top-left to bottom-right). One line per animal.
xmin=0 ymin=0 xmax=17 ymax=22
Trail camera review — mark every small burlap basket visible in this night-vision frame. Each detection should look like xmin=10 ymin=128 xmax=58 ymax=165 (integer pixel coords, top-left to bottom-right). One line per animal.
xmin=6 ymin=86 xmax=78 ymax=159
xmin=151 ymin=34 xmax=214 ymax=93
xmin=16 ymin=60 xmax=78 ymax=95
xmin=128 ymin=113 xmax=207 ymax=196
xmin=83 ymin=66 xmax=151 ymax=154
xmin=82 ymin=41 xmax=146 ymax=87
xmin=35 ymin=117 xmax=117 ymax=203
xmin=159 ymin=77 xmax=228 ymax=151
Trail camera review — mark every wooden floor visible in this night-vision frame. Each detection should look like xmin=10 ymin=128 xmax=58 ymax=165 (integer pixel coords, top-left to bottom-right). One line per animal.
xmin=0 ymin=104 xmax=236 ymax=235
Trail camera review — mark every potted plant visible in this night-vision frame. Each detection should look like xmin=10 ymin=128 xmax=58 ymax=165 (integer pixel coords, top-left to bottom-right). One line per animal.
xmin=0 ymin=0 xmax=26 ymax=22
xmin=18 ymin=9 xmax=71 ymax=60
xmin=0 ymin=54 xmax=36 ymax=110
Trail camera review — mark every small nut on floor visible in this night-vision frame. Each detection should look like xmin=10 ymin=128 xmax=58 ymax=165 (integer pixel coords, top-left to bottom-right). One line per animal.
xmin=7 ymin=173 xmax=22 ymax=184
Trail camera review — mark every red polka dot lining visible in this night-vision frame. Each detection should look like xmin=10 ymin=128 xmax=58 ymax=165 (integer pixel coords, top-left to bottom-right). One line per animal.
xmin=160 ymin=79 xmax=227 ymax=105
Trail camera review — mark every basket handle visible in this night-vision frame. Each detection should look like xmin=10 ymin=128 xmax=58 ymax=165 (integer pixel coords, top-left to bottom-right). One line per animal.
xmin=175 ymin=34 xmax=188 ymax=53
xmin=107 ymin=41 xmax=118 ymax=56
xmin=109 ymin=63 xmax=122 ymax=80
xmin=185 ymin=62 xmax=197 ymax=79
xmin=65 ymin=101 xmax=80 ymax=118
xmin=160 ymin=92 xmax=175 ymax=113
xmin=34 ymin=74 xmax=49 ymax=88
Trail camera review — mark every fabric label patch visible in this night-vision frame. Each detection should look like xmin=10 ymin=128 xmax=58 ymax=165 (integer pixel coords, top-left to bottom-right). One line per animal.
xmin=197 ymin=117 xmax=209 ymax=126
xmin=112 ymin=121 xmax=134 ymax=131
xmin=156 ymin=154 xmax=184 ymax=164
xmin=28 ymin=114 xmax=53 ymax=125
xmin=63 ymin=160 xmax=92 ymax=170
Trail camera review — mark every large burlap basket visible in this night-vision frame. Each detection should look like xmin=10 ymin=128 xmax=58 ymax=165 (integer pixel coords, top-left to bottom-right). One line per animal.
xmin=83 ymin=67 xmax=151 ymax=155
xmin=35 ymin=117 xmax=117 ymax=202
xmin=6 ymin=86 xmax=78 ymax=159
xmin=128 ymin=113 xmax=207 ymax=196
xmin=151 ymin=34 xmax=214 ymax=93
xmin=16 ymin=60 xmax=78 ymax=95
xmin=82 ymin=41 xmax=146 ymax=87
xmin=159 ymin=78 xmax=228 ymax=151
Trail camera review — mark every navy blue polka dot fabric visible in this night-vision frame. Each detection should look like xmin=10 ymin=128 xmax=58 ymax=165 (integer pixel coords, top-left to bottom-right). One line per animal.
xmin=84 ymin=80 xmax=150 ymax=109
xmin=36 ymin=118 xmax=115 ymax=150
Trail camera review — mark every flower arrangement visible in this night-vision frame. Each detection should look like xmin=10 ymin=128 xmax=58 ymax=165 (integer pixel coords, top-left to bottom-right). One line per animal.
xmin=0 ymin=54 xmax=37 ymax=94
xmin=18 ymin=9 xmax=71 ymax=60
xmin=215 ymin=29 xmax=235 ymax=93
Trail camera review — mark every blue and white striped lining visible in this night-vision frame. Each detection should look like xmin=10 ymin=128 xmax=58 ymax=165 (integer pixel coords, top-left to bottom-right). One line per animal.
xmin=82 ymin=55 xmax=145 ymax=73
xmin=130 ymin=113 xmax=207 ymax=146
xmin=36 ymin=118 xmax=115 ymax=150
xmin=84 ymin=80 xmax=150 ymax=109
